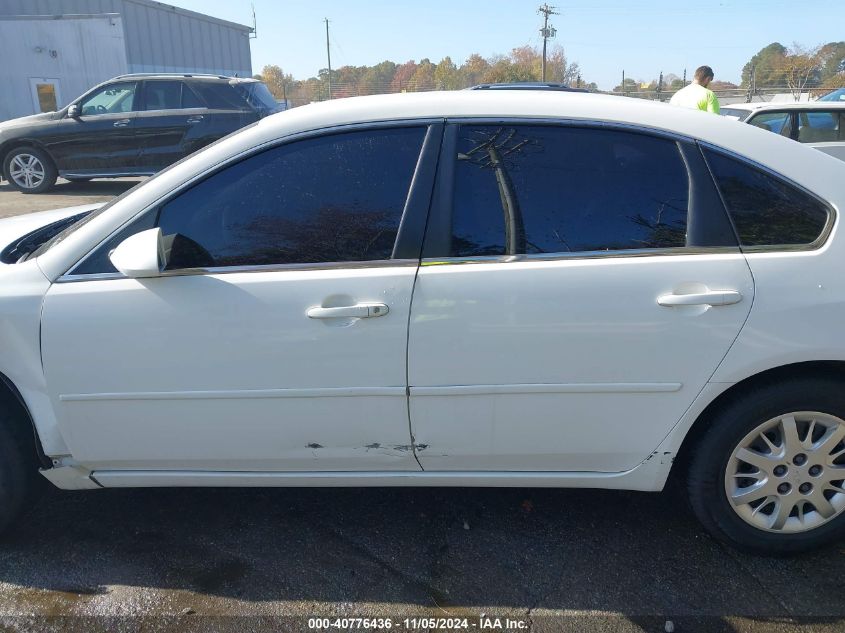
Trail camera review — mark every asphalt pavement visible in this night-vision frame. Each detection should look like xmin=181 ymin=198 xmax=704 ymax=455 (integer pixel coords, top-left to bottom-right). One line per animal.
xmin=0 ymin=180 xmax=842 ymax=633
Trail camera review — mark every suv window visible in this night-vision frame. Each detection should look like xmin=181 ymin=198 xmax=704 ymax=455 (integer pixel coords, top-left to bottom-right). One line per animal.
xmin=797 ymin=111 xmax=843 ymax=143
xmin=79 ymin=82 xmax=137 ymax=115
xmin=444 ymin=124 xmax=691 ymax=257
xmin=703 ymin=149 xmax=831 ymax=247
xmin=143 ymin=81 xmax=204 ymax=110
xmin=72 ymin=127 xmax=427 ymax=274
xmin=191 ymin=82 xmax=249 ymax=110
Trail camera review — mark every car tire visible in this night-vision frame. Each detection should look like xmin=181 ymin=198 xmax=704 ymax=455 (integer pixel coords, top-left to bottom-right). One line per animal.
xmin=688 ymin=378 xmax=845 ymax=554
xmin=3 ymin=147 xmax=58 ymax=194
xmin=0 ymin=403 xmax=44 ymax=537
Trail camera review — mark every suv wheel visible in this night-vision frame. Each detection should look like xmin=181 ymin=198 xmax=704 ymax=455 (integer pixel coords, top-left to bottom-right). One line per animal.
xmin=3 ymin=147 xmax=58 ymax=194
xmin=688 ymin=378 xmax=845 ymax=554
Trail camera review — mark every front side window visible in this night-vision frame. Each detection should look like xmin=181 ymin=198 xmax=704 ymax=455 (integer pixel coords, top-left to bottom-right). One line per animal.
xmin=444 ymin=124 xmax=691 ymax=257
xmin=71 ymin=126 xmax=426 ymax=275
xmin=79 ymin=82 xmax=137 ymax=115
xmin=703 ymin=149 xmax=831 ymax=247
xmin=748 ymin=112 xmax=793 ymax=138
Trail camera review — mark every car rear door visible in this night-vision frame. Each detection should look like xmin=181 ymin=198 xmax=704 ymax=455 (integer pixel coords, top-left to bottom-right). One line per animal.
xmin=407 ymin=121 xmax=754 ymax=473
xmin=135 ymin=80 xmax=211 ymax=170
xmin=41 ymin=123 xmax=441 ymax=475
xmin=797 ymin=109 xmax=845 ymax=161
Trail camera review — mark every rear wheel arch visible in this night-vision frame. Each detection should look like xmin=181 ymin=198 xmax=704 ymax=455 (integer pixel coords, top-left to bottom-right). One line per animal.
xmin=672 ymin=360 xmax=845 ymax=481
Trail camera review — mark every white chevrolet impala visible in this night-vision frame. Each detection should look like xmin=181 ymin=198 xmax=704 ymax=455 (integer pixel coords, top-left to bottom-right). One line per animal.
xmin=1 ymin=91 xmax=844 ymax=553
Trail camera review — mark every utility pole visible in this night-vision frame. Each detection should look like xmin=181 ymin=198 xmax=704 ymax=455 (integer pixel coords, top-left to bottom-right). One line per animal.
xmin=538 ymin=4 xmax=559 ymax=82
xmin=683 ymin=68 xmax=687 ymax=87
xmin=657 ymin=71 xmax=663 ymax=101
xmin=324 ymin=18 xmax=332 ymax=100
xmin=622 ymin=69 xmax=626 ymax=95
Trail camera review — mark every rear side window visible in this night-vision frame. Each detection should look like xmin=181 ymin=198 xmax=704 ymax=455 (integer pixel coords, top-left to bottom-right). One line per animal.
xmin=445 ymin=124 xmax=691 ymax=257
xmin=155 ymin=126 xmax=426 ymax=269
xmin=797 ymin=111 xmax=843 ymax=143
xmin=144 ymin=81 xmax=205 ymax=110
xmin=191 ymin=82 xmax=249 ymax=110
xmin=703 ymin=149 xmax=831 ymax=247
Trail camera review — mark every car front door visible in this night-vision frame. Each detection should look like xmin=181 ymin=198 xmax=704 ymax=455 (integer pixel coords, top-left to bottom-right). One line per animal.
xmin=135 ymin=80 xmax=211 ymax=170
xmin=41 ymin=123 xmax=441 ymax=474
xmin=46 ymin=81 xmax=139 ymax=174
xmin=407 ymin=122 xmax=754 ymax=473
xmin=797 ymin=110 xmax=845 ymax=161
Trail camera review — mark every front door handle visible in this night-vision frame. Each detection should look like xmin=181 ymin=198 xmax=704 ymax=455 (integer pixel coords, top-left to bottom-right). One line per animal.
xmin=657 ymin=290 xmax=743 ymax=307
xmin=113 ymin=119 xmax=131 ymax=128
xmin=186 ymin=116 xmax=204 ymax=124
xmin=306 ymin=303 xmax=389 ymax=319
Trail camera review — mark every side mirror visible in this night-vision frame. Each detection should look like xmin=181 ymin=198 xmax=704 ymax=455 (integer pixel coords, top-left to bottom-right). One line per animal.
xmin=67 ymin=104 xmax=80 ymax=118
xmin=109 ymin=228 xmax=166 ymax=278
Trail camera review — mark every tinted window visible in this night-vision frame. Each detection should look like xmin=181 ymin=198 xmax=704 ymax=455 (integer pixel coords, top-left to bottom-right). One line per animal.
xmin=704 ymin=149 xmax=830 ymax=247
xmin=182 ymin=84 xmax=204 ymax=108
xmin=447 ymin=125 xmax=690 ymax=257
xmin=79 ymin=82 xmax=137 ymax=115
xmin=143 ymin=81 xmax=181 ymax=110
xmin=153 ymin=127 xmax=425 ymax=269
xmin=192 ymin=82 xmax=248 ymax=110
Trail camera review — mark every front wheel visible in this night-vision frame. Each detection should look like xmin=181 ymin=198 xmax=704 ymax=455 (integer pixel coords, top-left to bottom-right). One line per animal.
xmin=3 ymin=147 xmax=58 ymax=194
xmin=688 ymin=379 xmax=845 ymax=554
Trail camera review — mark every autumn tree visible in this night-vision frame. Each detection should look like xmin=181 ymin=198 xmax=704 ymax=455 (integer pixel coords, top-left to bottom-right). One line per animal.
xmin=259 ymin=64 xmax=293 ymax=99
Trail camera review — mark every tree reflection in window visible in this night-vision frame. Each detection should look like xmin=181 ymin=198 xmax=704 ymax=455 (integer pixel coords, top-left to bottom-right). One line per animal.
xmin=704 ymin=150 xmax=829 ymax=247
xmin=450 ymin=125 xmax=690 ymax=257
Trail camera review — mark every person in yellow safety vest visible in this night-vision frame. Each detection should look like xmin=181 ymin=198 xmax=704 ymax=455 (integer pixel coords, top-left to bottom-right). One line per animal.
xmin=669 ymin=65 xmax=720 ymax=114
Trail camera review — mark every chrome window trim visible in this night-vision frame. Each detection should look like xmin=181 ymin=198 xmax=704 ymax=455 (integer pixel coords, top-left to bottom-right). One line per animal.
xmin=420 ymin=246 xmax=742 ymax=267
xmin=63 ymin=118 xmax=442 ymax=280
xmin=57 ymin=258 xmax=420 ymax=283
xmin=444 ymin=116 xmax=696 ymax=144
xmin=699 ymin=141 xmax=837 ymax=253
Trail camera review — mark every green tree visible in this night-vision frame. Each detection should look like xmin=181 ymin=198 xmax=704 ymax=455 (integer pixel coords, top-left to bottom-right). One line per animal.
xmin=741 ymin=42 xmax=787 ymax=88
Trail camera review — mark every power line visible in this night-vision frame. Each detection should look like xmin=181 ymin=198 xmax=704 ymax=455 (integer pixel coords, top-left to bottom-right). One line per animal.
xmin=538 ymin=4 xmax=559 ymax=81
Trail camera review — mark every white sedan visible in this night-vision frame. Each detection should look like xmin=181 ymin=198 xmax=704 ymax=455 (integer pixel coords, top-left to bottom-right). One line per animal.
xmin=1 ymin=92 xmax=844 ymax=553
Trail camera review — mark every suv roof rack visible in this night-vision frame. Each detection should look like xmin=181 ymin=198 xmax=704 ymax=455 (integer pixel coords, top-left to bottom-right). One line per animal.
xmin=467 ymin=82 xmax=589 ymax=93
xmin=114 ymin=73 xmax=232 ymax=80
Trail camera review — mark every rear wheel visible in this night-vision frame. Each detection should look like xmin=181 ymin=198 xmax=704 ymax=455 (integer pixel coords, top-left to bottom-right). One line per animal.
xmin=3 ymin=147 xmax=58 ymax=194
xmin=688 ymin=379 xmax=845 ymax=554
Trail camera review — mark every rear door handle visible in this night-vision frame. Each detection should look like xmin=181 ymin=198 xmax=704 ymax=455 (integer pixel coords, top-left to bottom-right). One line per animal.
xmin=113 ymin=119 xmax=131 ymax=128
xmin=307 ymin=303 xmax=389 ymax=319
xmin=186 ymin=116 xmax=204 ymax=124
xmin=657 ymin=290 xmax=743 ymax=307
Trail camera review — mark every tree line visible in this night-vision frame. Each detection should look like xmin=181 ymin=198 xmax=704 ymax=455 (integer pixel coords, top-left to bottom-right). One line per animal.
xmin=256 ymin=45 xmax=593 ymax=105
xmin=256 ymin=40 xmax=845 ymax=105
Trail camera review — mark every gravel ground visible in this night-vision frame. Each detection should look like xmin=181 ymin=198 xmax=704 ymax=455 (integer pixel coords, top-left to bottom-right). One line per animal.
xmin=0 ymin=182 xmax=842 ymax=633
xmin=0 ymin=178 xmax=144 ymax=218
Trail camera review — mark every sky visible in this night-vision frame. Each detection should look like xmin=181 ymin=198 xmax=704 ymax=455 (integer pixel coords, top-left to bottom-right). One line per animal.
xmin=173 ymin=0 xmax=845 ymax=90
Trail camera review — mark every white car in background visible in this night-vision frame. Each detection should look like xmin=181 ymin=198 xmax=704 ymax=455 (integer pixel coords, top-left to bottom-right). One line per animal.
xmin=721 ymin=102 xmax=845 ymax=161
xmin=1 ymin=91 xmax=845 ymax=554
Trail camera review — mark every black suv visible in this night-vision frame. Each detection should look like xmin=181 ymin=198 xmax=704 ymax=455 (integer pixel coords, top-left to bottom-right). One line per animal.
xmin=0 ymin=74 xmax=282 ymax=193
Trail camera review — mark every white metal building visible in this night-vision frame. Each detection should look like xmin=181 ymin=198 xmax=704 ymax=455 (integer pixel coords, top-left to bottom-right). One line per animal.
xmin=0 ymin=0 xmax=253 ymax=122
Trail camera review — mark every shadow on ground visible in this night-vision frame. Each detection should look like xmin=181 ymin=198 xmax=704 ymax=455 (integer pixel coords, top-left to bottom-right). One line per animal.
xmin=0 ymin=486 xmax=842 ymax=625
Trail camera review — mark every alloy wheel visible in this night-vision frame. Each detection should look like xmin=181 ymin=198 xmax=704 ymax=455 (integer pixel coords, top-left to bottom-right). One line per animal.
xmin=725 ymin=411 xmax=845 ymax=533
xmin=9 ymin=154 xmax=46 ymax=190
